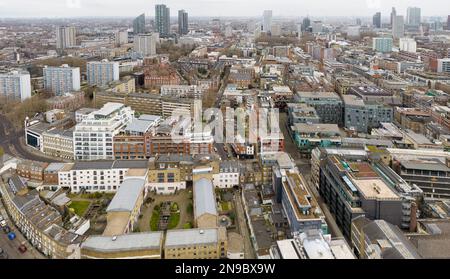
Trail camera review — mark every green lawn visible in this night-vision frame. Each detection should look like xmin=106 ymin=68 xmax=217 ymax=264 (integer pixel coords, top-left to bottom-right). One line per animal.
xmin=221 ymin=201 xmax=230 ymax=211
xmin=150 ymin=210 xmax=160 ymax=231
xmin=183 ymin=222 xmax=192 ymax=229
xmin=69 ymin=201 xmax=91 ymax=216
xmin=168 ymin=212 xmax=180 ymax=229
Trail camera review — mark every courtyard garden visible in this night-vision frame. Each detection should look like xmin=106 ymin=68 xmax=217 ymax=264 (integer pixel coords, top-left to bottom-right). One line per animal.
xmin=68 ymin=200 xmax=91 ymax=217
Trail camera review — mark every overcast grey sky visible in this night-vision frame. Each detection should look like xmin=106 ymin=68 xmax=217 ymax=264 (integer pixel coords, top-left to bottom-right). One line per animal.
xmin=0 ymin=0 xmax=448 ymax=18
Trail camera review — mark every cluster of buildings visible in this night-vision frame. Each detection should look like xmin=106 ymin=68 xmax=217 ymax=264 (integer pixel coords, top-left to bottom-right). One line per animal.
xmin=1 ymin=3 xmax=450 ymax=261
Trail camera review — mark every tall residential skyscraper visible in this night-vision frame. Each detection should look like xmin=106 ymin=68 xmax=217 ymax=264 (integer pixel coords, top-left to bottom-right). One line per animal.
xmin=297 ymin=23 xmax=302 ymax=38
xmin=87 ymin=60 xmax=120 ymax=87
xmin=302 ymin=17 xmax=311 ymax=32
xmin=56 ymin=26 xmax=76 ymax=50
xmin=0 ymin=71 xmax=31 ymax=101
xmin=43 ymin=64 xmax=81 ymax=96
xmin=133 ymin=14 xmax=146 ymax=34
xmin=115 ymin=30 xmax=128 ymax=46
xmin=133 ymin=34 xmax=157 ymax=57
xmin=373 ymin=12 xmax=381 ymax=28
xmin=392 ymin=15 xmax=405 ymax=39
xmin=155 ymin=4 xmax=171 ymax=37
xmin=178 ymin=10 xmax=188 ymax=35
xmin=448 ymin=15 xmax=450 ymax=30
xmin=390 ymin=7 xmax=397 ymax=26
xmin=263 ymin=10 xmax=272 ymax=33
xmin=406 ymin=7 xmax=421 ymax=27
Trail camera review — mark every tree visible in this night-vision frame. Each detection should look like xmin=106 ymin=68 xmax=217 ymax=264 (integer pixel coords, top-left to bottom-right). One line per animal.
xmin=198 ymin=67 xmax=208 ymax=76
xmin=202 ymin=89 xmax=217 ymax=109
xmin=5 ymin=95 xmax=48 ymax=128
xmin=0 ymin=146 xmax=4 ymax=158
xmin=186 ymin=203 xmax=193 ymax=214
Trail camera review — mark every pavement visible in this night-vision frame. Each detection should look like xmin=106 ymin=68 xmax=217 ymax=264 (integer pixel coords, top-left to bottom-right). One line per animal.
xmin=233 ymin=191 xmax=256 ymax=259
xmin=0 ymin=196 xmax=46 ymax=259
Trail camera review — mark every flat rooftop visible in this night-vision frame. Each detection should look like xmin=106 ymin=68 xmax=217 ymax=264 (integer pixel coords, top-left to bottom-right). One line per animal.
xmin=292 ymin=123 xmax=341 ymax=134
xmin=82 ymin=232 xmax=163 ymax=253
xmin=353 ymin=178 xmax=400 ymax=200
xmin=296 ymin=91 xmax=341 ymax=100
xmin=350 ymin=86 xmax=392 ymax=96
xmin=94 ymin=103 xmax=124 ymax=117
xmin=165 ymin=228 xmax=218 ymax=248
xmin=283 ymin=172 xmax=320 ymax=220
xmin=343 ymin=95 xmax=365 ymax=107
xmin=276 ymin=239 xmax=301 ymax=259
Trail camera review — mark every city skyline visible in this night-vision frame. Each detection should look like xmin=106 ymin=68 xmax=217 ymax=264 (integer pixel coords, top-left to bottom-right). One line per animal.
xmin=0 ymin=0 xmax=449 ymax=18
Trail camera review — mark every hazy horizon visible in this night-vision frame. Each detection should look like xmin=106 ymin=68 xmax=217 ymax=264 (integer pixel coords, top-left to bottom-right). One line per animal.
xmin=0 ymin=0 xmax=449 ymax=18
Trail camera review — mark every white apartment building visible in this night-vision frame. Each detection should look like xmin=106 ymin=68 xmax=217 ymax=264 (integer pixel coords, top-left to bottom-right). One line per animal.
xmin=58 ymin=160 xmax=149 ymax=193
xmin=75 ymin=108 xmax=97 ymax=123
xmin=73 ymin=103 xmax=134 ymax=161
xmin=212 ymin=161 xmax=240 ymax=188
xmin=133 ymin=33 xmax=157 ymax=57
xmin=437 ymin=58 xmax=450 ymax=73
xmin=115 ymin=30 xmax=128 ymax=46
xmin=0 ymin=70 xmax=31 ymax=101
xmin=86 ymin=60 xmax=120 ymax=87
xmin=399 ymin=38 xmax=417 ymax=53
xmin=43 ymin=64 xmax=81 ymax=96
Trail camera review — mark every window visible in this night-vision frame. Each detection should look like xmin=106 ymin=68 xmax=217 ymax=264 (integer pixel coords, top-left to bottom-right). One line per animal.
xmin=167 ymin=173 xmax=175 ymax=183
xmin=157 ymin=173 xmax=165 ymax=183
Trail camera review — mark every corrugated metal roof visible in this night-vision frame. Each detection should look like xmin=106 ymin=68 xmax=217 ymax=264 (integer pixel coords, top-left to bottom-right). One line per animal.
xmin=194 ymin=178 xmax=217 ymax=218
xmin=82 ymin=232 xmax=163 ymax=252
xmin=106 ymin=178 xmax=145 ymax=212
xmin=165 ymin=228 xmax=218 ymax=247
xmin=124 ymin=119 xmax=154 ymax=133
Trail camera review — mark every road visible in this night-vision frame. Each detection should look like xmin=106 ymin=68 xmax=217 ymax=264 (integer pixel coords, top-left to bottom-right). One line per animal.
xmin=0 ymin=114 xmax=59 ymax=163
xmin=278 ymin=112 xmax=344 ymax=238
xmin=0 ymin=196 xmax=46 ymax=259
xmin=233 ymin=191 xmax=256 ymax=259
xmin=212 ymin=65 xmax=233 ymax=162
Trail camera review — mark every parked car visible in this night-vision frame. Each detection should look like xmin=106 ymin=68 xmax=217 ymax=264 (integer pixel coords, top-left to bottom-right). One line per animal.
xmin=0 ymin=220 xmax=6 ymax=228
xmin=18 ymin=244 xmax=27 ymax=254
xmin=2 ymin=226 xmax=11 ymax=234
xmin=7 ymin=232 xmax=16 ymax=240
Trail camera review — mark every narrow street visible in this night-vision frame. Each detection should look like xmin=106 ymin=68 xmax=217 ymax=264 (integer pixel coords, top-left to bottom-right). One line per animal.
xmin=233 ymin=192 xmax=256 ymax=259
xmin=279 ymin=111 xmax=344 ymax=238
xmin=0 ymin=195 xmax=46 ymax=259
